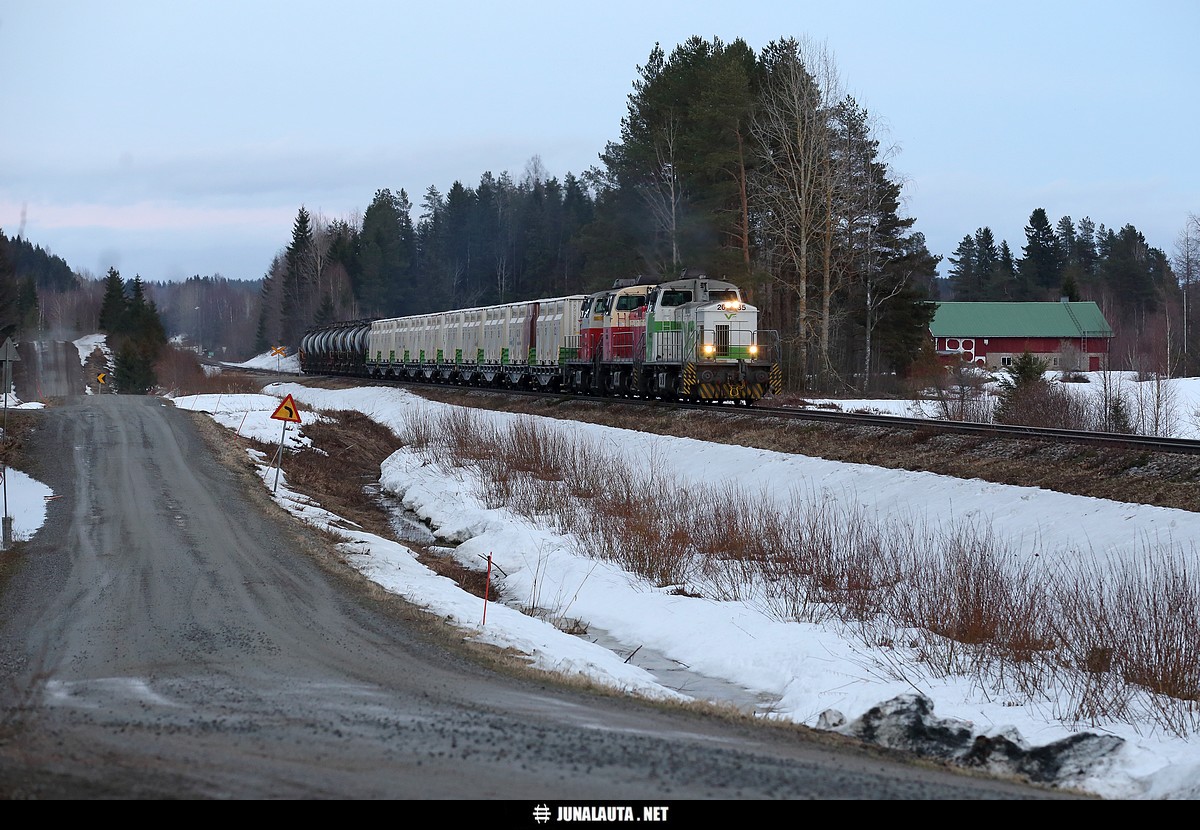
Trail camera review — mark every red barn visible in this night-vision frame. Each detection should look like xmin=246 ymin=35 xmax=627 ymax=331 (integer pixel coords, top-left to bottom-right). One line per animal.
xmin=929 ymin=301 xmax=1114 ymax=372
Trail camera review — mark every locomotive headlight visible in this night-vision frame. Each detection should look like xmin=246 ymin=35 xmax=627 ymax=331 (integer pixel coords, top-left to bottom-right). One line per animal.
xmin=702 ymin=343 xmax=715 ymax=356
xmin=749 ymin=344 xmax=758 ymax=356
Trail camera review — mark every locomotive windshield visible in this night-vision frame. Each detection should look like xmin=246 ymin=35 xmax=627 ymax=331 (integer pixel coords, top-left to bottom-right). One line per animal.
xmin=615 ymin=295 xmax=647 ymax=312
xmin=659 ymin=289 xmax=692 ymax=307
xmin=709 ymin=289 xmax=740 ymax=304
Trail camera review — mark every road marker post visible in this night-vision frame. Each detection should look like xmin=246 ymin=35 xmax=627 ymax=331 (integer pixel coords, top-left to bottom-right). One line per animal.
xmin=483 ymin=554 xmax=493 ymax=625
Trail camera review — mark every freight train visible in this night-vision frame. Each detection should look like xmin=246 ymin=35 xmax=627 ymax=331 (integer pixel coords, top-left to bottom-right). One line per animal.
xmin=298 ymin=269 xmax=782 ymax=404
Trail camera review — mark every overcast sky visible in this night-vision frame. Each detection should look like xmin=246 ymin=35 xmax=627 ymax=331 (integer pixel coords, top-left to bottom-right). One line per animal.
xmin=2 ymin=0 xmax=1196 ymax=284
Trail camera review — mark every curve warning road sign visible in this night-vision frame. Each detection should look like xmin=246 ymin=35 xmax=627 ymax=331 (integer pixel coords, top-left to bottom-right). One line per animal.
xmin=270 ymin=394 xmax=302 ymax=423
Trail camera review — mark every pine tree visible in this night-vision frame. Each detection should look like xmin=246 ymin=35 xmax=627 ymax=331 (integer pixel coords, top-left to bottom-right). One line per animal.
xmin=599 ymin=37 xmax=759 ymax=277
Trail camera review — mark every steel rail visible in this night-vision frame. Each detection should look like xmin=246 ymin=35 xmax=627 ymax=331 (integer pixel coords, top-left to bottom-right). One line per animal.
xmin=242 ymin=364 xmax=1200 ymax=457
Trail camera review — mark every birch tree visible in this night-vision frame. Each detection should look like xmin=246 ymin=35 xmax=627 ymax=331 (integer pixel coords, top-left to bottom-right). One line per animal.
xmin=751 ymin=37 xmax=839 ymax=389
xmin=1173 ymin=213 xmax=1200 ymax=373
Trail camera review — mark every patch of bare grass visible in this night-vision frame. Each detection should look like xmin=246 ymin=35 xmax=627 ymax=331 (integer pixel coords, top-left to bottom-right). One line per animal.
xmin=264 ymin=409 xmax=404 ymax=536
xmin=394 ymin=402 xmax=1200 ymax=737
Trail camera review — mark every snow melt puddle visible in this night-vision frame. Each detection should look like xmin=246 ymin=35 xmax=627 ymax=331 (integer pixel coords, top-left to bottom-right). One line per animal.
xmin=581 ymin=624 xmax=780 ymax=715
xmin=368 ymin=483 xmax=438 ymax=546
xmin=371 ymin=486 xmax=777 ymax=713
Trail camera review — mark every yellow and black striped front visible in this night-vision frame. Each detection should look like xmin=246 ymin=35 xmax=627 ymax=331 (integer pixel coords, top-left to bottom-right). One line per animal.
xmin=681 ymin=361 xmax=696 ymax=395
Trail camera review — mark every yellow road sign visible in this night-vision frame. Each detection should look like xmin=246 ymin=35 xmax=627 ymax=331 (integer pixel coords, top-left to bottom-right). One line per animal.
xmin=97 ymin=372 xmax=107 ymax=384
xmin=270 ymin=345 xmax=287 ymax=357
xmin=270 ymin=394 xmax=301 ymax=423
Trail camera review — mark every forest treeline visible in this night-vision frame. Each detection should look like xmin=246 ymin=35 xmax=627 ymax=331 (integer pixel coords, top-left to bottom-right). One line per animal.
xmin=3 ymin=35 xmax=1199 ymax=391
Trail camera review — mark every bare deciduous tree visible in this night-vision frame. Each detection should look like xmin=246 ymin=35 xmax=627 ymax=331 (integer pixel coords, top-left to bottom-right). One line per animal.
xmin=751 ymin=37 xmax=841 ymax=390
xmin=1173 ymin=213 xmax=1200 ymax=372
xmin=638 ymin=116 xmax=684 ymax=271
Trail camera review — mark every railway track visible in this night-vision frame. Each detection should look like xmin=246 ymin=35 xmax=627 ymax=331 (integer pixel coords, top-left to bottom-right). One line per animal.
xmin=229 ymin=362 xmax=1200 ymax=458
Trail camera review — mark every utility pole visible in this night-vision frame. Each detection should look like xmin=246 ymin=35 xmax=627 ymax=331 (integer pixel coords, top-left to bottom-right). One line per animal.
xmin=1 ymin=337 xmax=20 ymax=550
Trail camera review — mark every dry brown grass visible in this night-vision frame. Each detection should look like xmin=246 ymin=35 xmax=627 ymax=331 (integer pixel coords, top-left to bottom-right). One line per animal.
xmin=246 ymin=407 xmax=502 ymax=601
xmin=391 ymin=401 xmax=1200 ymax=737
xmin=406 ymin=386 xmax=1200 ymax=513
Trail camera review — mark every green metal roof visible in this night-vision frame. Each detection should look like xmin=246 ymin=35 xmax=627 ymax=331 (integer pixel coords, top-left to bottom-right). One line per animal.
xmin=929 ymin=302 xmax=1114 ymax=338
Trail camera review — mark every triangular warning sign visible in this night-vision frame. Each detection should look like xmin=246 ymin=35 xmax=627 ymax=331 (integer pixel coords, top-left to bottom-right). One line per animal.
xmin=270 ymin=394 xmax=302 ymax=423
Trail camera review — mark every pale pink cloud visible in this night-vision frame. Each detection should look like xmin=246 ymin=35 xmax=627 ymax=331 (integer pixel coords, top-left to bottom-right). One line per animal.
xmin=1 ymin=200 xmax=294 ymax=234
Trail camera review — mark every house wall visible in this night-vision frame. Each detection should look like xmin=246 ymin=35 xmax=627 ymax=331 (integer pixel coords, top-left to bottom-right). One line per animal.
xmin=935 ymin=335 xmax=1109 ymax=372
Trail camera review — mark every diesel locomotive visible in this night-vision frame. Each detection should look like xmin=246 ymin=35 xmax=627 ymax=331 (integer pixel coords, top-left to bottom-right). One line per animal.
xmin=298 ymin=270 xmax=781 ymax=404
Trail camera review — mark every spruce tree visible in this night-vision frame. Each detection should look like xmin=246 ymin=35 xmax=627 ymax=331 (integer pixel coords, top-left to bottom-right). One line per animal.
xmin=0 ymin=232 xmax=17 ymax=340
xmin=994 ymin=351 xmax=1050 ymax=425
xmin=1018 ymin=208 xmax=1063 ymax=298
xmin=100 ymin=272 xmax=168 ymax=394
xmin=947 ymin=235 xmax=978 ymax=300
xmin=973 ymin=227 xmax=999 ymax=297
xmin=357 ymin=189 xmax=406 ymax=316
xmin=98 ymin=267 xmax=128 ymax=334
xmin=279 ymin=207 xmax=316 ymax=346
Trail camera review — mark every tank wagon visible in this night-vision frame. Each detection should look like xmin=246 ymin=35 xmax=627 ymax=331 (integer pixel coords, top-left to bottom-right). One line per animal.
xmin=299 ymin=270 xmax=781 ymax=404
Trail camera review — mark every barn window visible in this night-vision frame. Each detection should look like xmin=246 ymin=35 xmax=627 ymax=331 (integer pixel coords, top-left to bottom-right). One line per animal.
xmin=1001 ymin=356 xmax=1013 ymax=367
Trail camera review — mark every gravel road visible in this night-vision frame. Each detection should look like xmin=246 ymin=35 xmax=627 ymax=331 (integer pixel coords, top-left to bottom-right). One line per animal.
xmin=0 ymin=389 xmax=1086 ymax=802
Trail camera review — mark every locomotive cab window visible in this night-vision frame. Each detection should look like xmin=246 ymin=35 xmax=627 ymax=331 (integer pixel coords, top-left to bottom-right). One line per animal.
xmin=660 ymin=290 xmax=692 ymax=307
xmin=615 ymin=295 xmax=647 ymax=312
xmin=709 ymin=289 xmax=739 ymax=304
